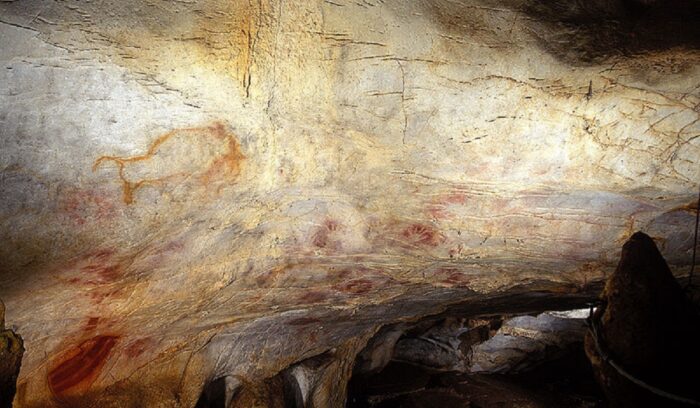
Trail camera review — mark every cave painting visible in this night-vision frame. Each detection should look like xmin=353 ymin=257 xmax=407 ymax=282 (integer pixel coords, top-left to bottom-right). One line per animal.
xmin=93 ymin=122 xmax=245 ymax=204
xmin=47 ymin=335 xmax=119 ymax=401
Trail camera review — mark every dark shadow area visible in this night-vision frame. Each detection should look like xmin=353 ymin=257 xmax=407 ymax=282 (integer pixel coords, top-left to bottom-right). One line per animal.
xmin=195 ymin=371 xmax=304 ymax=408
xmin=521 ymin=0 xmax=700 ymax=64
xmin=348 ymin=348 xmax=605 ymax=408
xmin=281 ymin=369 xmax=305 ymax=408
xmin=347 ymin=305 xmax=605 ymax=408
xmin=195 ymin=376 xmax=235 ymax=408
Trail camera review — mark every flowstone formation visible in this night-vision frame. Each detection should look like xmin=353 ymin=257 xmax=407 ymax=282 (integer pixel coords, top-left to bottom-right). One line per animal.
xmin=0 ymin=0 xmax=699 ymax=406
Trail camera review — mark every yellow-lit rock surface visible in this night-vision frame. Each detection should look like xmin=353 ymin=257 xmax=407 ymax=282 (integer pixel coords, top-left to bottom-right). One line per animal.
xmin=0 ymin=0 xmax=698 ymax=406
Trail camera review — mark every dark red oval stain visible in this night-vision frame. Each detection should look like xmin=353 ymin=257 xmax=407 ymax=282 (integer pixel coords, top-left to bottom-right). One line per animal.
xmin=335 ymin=278 xmax=374 ymax=295
xmin=443 ymin=272 xmax=471 ymax=286
xmin=48 ymin=335 xmax=119 ymax=400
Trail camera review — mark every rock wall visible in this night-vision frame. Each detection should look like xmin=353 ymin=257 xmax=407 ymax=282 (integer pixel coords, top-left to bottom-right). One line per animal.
xmin=0 ymin=301 xmax=24 ymax=408
xmin=0 ymin=0 xmax=698 ymax=406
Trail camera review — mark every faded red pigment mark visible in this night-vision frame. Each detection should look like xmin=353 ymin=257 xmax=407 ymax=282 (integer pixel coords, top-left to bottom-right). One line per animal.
xmin=253 ymin=261 xmax=313 ymax=287
xmin=333 ymin=278 xmax=375 ymax=295
xmin=89 ymin=288 xmax=122 ymax=305
xmin=299 ymin=290 xmax=329 ymax=303
xmin=448 ymin=243 xmax=465 ymax=259
xmin=329 ymin=266 xmax=395 ymax=295
xmin=311 ymin=219 xmax=342 ymax=249
xmin=48 ymin=335 xmax=119 ymax=400
xmin=80 ymin=316 xmax=120 ymax=337
xmin=442 ymin=271 xmax=471 ymax=286
xmin=124 ymin=337 xmax=153 ymax=358
xmin=84 ymin=317 xmax=100 ymax=331
xmin=83 ymin=264 xmax=120 ymax=283
xmin=92 ymin=249 xmax=115 ymax=260
xmin=60 ymin=189 xmax=116 ymax=226
xmin=57 ymin=249 xmax=123 ymax=288
xmin=441 ymin=193 xmax=468 ymax=205
xmin=334 ymin=268 xmax=354 ymax=280
xmin=141 ymin=239 xmax=186 ymax=269
xmin=160 ymin=240 xmax=185 ymax=253
xmin=69 ymin=249 xmax=122 ymax=285
xmin=255 ymin=265 xmax=286 ymax=287
xmin=426 ymin=193 xmax=468 ymax=220
xmin=401 ymin=223 xmax=446 ymax=247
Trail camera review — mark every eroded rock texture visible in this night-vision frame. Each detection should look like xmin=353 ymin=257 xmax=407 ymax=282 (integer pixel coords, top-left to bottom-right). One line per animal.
xmin=0 ymin=0 xmax=698 ymax=406
xmin=0 ymin=301 xmax=24 ymax=408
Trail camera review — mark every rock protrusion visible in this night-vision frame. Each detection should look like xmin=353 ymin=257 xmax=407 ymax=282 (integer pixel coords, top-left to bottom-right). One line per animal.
xmin=0 ymin=300 xmax=24 ymax=408
xmin=469 ymin=312 xmax=587 ymax=374
xmin=585 ymin=232 xmax=700 ymax=407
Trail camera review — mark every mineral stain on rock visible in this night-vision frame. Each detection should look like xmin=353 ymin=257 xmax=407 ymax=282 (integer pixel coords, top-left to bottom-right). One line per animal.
xmin=93 ymin=122 xmax=245 ymax=204
xmin=48 ymin=335 xmax=119 ymax=401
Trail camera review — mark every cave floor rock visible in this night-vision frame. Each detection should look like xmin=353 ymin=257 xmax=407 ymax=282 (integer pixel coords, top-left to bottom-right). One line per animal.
xmin=349 ymin=349 xmax=604 ymax=408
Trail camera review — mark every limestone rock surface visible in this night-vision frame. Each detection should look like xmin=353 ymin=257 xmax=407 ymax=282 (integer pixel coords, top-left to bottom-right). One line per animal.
xmin=0 ymin=0 xmax=699 ymax=406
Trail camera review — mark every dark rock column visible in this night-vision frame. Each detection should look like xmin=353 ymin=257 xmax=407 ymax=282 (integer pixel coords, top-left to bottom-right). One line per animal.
xmin=585 ymin=232 xmax=700 ymax=408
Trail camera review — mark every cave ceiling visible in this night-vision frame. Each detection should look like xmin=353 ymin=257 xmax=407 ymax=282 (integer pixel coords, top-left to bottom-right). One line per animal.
xmin=0 ymin=0 xmax=698 ymax=406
